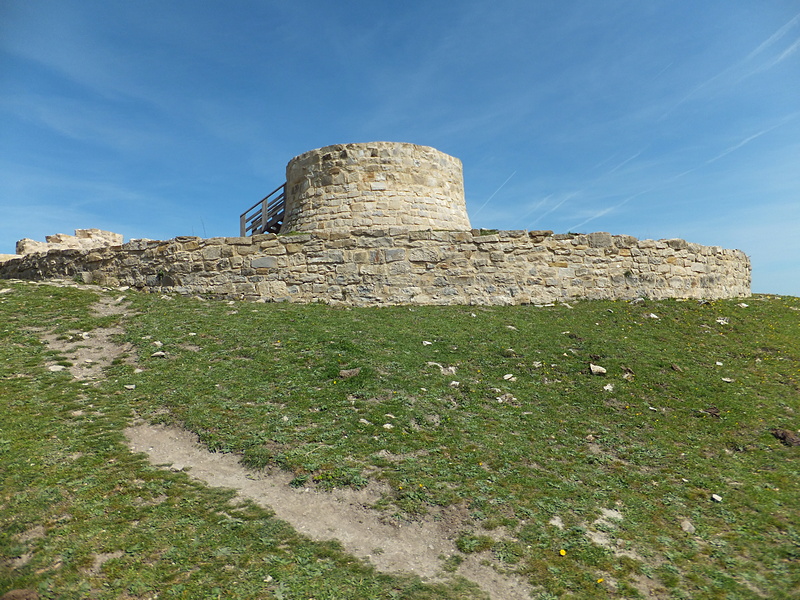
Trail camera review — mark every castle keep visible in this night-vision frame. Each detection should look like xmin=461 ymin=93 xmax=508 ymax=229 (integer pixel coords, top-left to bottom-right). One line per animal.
xmin=282 ymin=143 xmax=470 ymax=233
xmin=0 ymin=142 xmax=751 ymax=305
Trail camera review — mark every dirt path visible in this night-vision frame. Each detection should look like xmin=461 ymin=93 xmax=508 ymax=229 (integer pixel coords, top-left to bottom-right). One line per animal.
xmin=125 ymin=423 xmax=532 ymax=600
xmin=32 ymin=281 xmax=533 ymax=600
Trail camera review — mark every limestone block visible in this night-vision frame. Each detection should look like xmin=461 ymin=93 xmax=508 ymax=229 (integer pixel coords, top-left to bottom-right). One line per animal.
xmin=16 ymin=239 xmax=49 ymax=254
xmin=409 ymin=248 xmax=440 ymax=263
xmin=307 ymin=249 xmax=345 ymax=264
xmin=384 ymin=248 xmax=406 ymax=262
xmin=475 ymin=234 xmax=500 ymax=243
xmin=200 ymin=246 xmax=222 ymax=260
xmin=587 ymin=232 xmax=613 ymax=248
xmin=251 ymin=256 xmax=279 ymax=269
xmin=665 ymin=238 xmax=689 ymax=250
xmin=46 ymin=233 xmax=77 ymax=244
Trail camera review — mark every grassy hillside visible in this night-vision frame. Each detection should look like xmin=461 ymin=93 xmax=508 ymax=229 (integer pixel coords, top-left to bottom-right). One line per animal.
xmin=1 ymin=281 xmax=798 ymax=599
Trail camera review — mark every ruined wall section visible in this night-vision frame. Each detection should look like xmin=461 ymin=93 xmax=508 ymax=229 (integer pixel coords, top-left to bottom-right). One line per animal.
xmin=0 ymin=230 xmax=751 ymax=305
xmin=282 ymin=142 xmax=470 ymax=233
xmin=15 ymin=229 xmax=123 ymax=255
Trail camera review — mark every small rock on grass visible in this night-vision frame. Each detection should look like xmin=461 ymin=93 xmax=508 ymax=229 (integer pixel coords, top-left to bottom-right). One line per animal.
xmin=338 ymin=368 xmax=361 ymax=378
xmin=681 ymin=519 xmax=696 ymax=534
xmin=590 ymin=363 xmax=607 ymax=375
xmin=496 ymin=393 xmax=517 ymax=404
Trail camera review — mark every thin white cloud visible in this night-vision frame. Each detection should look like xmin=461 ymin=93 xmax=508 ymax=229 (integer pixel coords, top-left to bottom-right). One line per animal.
xmin=744 ymin=12 xmax=800 ymax=61
xmin=517 ymin=193 xmax=553 ymax=221
xmin=568 ymin=187 xmax=653 ymax=232
xmin=526 ymin=148 xmax=646 ymax=229
xmin=606 ymin=150 xmax=645 ymax=175
xmin=471 ymin=171 xmax=516 ymax=218
xmin=662 ymin=11 xmax=800 ymax=119
xmin=529 ymin=191 xmax=582 ymax=229
xmin=705 ymin=125 xmax=779 ymax=165
xmin=567 ymin=119 xmax=790 ymax=232
xmin=760 ymin=35 xmax=800 ymax=70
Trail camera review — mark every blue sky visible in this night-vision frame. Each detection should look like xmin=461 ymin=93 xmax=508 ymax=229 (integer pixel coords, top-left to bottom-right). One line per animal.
xmin=1 ymin=1 xmax=798 ymax=295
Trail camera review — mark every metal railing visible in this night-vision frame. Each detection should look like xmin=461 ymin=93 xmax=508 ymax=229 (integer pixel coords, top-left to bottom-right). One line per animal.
xmin=239 ymin=183 xmax=286 ymax=236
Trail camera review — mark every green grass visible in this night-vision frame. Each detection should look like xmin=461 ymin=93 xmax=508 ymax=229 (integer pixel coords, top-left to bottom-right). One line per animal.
xmin=2 ymin=281 xmax=799 ymax=599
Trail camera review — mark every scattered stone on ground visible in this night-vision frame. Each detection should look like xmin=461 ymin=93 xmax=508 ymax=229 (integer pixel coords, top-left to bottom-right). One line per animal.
xmin=681 ymin=519 xmax=696 ymax=534
xmin=338 ymin=367 xmax=361 ymax=378
xmin=426 ymin=361 xmax=457 ymax=375
xmin=590 ymin=363 xmax=607 ymax=375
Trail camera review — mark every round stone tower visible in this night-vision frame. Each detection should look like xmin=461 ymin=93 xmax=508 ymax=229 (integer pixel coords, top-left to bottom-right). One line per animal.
xmin=281 ymin=142 xmax=470 ymax=233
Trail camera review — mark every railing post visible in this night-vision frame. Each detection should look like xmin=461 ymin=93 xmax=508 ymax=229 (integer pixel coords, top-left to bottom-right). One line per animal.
xmin=240 ymin=182 xmax=286 ymax=237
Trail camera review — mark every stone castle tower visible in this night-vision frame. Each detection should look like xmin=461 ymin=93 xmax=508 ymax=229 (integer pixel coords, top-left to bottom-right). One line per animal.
xmin=281 ymin=142 xmax=471 ymax=233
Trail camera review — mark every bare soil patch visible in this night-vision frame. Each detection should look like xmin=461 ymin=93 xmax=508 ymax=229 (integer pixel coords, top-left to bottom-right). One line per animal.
xmin=124 ymin=422 xmax=532 ymax=600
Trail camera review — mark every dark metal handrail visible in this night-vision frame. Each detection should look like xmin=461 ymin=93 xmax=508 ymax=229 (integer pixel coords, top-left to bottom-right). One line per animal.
xmin=240 ymin=183 xmax=286 ymax=236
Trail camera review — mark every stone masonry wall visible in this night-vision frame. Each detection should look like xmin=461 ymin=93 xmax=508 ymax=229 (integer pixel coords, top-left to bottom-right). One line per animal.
xmin=282 ymin=142 xmax=470 ymax=233
xmin=0 ymin=229 xmax=751 ymax=305
xmin=15 ymin=229 xmax=123 ymax=255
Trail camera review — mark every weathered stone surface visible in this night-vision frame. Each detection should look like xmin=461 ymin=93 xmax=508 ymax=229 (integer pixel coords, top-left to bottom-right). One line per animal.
xmin=282 ymin=143 xmax=470 ymax=234
xmin=0 ymin=229 xmax=751 ymax=306
xmin=16 ymin=229 xmax=123 ymax=255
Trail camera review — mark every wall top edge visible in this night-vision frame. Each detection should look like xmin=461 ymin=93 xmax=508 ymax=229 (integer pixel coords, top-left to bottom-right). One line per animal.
xmin=105 ymin=229 xmax=745 ymax=254
xmin=287 ymin=142 xmax=458 ymax=165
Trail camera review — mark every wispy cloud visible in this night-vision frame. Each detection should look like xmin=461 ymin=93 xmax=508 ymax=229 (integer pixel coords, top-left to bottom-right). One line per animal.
xmin=566 ymin=120 xmax=790 ymax=232
xmin=744 ymin=12 xmax=800 ymax=61
xmin=527 ymin=149 xmax=647 ymax=229
xmin=661 ymin=11 xmax=800 ymax=119
xmin=528 ymin=190 xmax=587 ymax=230
xmin=705 ymin=125 xmax=780 ymax=164
xmin=472 ymin=171 xmax=516 ymax=218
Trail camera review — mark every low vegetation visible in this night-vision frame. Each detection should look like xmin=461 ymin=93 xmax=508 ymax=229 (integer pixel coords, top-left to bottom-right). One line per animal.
xmin=1 ymin=280 xmax=798 ymax=599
